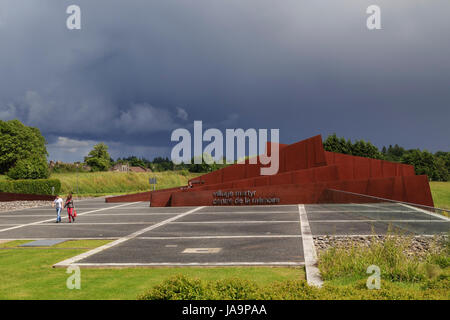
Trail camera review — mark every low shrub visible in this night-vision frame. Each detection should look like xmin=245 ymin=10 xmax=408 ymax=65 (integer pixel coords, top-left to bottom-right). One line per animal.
xmin=138 ymin=275 xmax=211 ymax=300
xmin=318 ymin=233 xmax=450 ymax=285
xmin=137 ymin=274 xmax=449 ymax=300
xmin=0 ymin=178 xmax=61 ymax=195
xmin=426 ymin=236 xmax=450 ymax=268
xmin=318 ymin=235 xmax=428 ymax=282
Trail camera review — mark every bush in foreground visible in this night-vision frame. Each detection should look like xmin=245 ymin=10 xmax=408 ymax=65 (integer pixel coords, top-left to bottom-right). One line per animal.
xmin=318 ymin=235 xmax=449 ymax=283
xmin=137 ymin=274 xmax=449 ymax=300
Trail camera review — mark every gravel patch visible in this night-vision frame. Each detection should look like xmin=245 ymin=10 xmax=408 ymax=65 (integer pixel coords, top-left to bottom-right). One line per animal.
xmin=0 ymin=201 xmax=52 ymax=213
xmin=314 ymin=235 xmax=448 ymax=258
xmin=0 ymin=197 xmax=101 ymax=213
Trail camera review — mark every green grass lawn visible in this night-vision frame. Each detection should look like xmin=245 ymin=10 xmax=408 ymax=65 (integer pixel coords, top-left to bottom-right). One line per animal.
xmin=0 ymin=240 xmax=304 ymax=300
xmin=51 ymin=171 xmax=202 ymax=196
xmin=430 ymin=182 xmax=450 ymax=210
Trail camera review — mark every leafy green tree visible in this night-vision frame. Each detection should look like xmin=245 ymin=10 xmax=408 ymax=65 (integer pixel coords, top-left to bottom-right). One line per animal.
xmin=433 ymin=156 xmax=449 ymax=181
xmin=401 ymin=150 xmax=436 ymax=179
xmin=435 ymin=151 xmax=450 ymax=174
xmin=351 ymin=140 xmax=383 ymax=159
xmin=84 ymin=143 xmax=111 ymax=171
xmin=7 ymin=156 xmax=50 ymax=180
xmin=0 ymin=120 xmax=48 ymax=174
xmin=151 ymin=157 xmax=174 ymax=171
xmin=323 ymin=134 xmax=383 ymax=159
xmin=383 ymin=144 xmax=406 ymax=162
xmin=188 ymin=154 xmax=228 ymax=173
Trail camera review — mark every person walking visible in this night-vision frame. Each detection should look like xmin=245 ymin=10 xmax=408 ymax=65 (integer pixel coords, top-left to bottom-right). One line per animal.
xmin=52 ymin=194 xmax=63 ymax=223
xmin=64 ymin=193 xmax=76 ymax=223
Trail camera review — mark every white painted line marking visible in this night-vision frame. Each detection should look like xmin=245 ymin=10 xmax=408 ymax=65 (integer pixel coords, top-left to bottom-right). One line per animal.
xmin=0 ymin=214 xmax=175 ymax=218
xmin=0 ymin=212 xmax=174 ymax=219
xmin=35 ymin=221 xmax=300 ymax=226
xmin=58 ymin=261 xmax=305 ymax=268
xmin=38 ymin=222 xmax=158 ymax=226
xmin=194 ymin=211 xmax=298 ymax=214
xmin=306 ymin=210 xmax=417 ymax=214
xmin=299 ymin=204 xmax=323 ymax=288
xmin=0 ymin=237 xmax=120 ymax=241
xmin=21 ymin=207 xmax=105 ymax=211
xmin=353 ymin=203 xmax=392 ymax=211
xmin=400 ymin=204 xmax=450 ymax=221
xmin=84 ymin=213 xmax=180 ymax=216
xmin=169 ymin=221 xmax=299 ymax=224
xmin=53 ymin=206 xmax=205 ymax=267
xmin=0 ymin=213 xmax=176 ymax=218
xmin=0 ymin=202 xmax=141 ymax=234
xmin=182 ymin=248 xmax=222 ymax=254
xmin=137 ymin=235 xmax=302 ymax=240
xmin=203 ymin=204 xmax=297 ymax=209
xmin=309 ymin=219 xmax=448 ymax=223
xmin=0 ymin=215 xmax=56 ymax=218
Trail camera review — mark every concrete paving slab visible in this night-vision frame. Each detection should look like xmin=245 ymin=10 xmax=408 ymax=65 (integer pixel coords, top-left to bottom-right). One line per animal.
xmin=78 ymin=237 xmax=304 ymax=265
xmin=0 ymin=223 xmax=154 ymax=239
xmin=197 ymin=205 xmax=298 ymax=213
xmin=0 ymin=216 xmax=56 ymax=224
xmin=77 ymin=214 xmax=177 ymax=224
xmin=177 ymin=212 xmax=300 ymax=222
xmin=309 ymin=220 xmax=449 ymax=236
xmin=306 ymin=210 xmax=441 ymax=221
xmin=141 ymin=222 xmax=301 ymax=238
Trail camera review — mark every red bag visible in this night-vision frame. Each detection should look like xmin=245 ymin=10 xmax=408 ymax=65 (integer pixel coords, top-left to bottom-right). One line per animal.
xmin=73 ymin=209 xmax=77 ymax=217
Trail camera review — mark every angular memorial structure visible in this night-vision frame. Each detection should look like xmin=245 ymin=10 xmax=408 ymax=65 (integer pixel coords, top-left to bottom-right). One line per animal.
xmin=106 ymin=135 xmax=434 ymax=208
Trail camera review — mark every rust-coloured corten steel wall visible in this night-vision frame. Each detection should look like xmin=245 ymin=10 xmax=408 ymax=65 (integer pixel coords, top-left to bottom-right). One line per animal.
xmin=0 ymin=192 xmax=55 ymax=202
xmin=106 ymin=135 xmax=434 ymax=207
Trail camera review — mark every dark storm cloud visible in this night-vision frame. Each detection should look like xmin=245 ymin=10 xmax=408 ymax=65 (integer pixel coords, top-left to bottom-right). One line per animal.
xmin=0 ymin=0 xmax=449 ymax=162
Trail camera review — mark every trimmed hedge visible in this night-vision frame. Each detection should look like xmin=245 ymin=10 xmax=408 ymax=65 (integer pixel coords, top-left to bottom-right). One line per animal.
xmin=0 ymin=179 xmax=61 ymax=195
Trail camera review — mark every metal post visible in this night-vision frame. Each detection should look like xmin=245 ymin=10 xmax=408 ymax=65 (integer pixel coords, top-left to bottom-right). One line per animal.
xmin=76 ymin=163 xmax=79 ymax=195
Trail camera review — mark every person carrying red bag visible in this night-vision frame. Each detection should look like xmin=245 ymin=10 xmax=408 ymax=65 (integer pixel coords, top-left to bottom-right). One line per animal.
xmin=64 ymin=193 xmax=76 ymax=223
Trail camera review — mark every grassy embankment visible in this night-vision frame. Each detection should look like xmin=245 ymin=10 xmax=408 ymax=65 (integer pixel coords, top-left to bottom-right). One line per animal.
xmin=430 ymin=182 xmax=450 ymax=210
xmin=51 ymin=171 xmax=202 ymax=196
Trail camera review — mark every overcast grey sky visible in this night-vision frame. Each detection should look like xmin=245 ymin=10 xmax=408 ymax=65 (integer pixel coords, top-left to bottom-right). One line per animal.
xmin=0 ymin=0 xmax=449 ymax=162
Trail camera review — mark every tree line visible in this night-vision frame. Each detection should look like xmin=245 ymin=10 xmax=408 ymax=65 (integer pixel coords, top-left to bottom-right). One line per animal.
xmin=70 ymin=143 xmax=227 ymax=173
xmin=1 ymin=120 xmax=448 ymax=181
